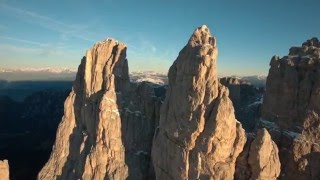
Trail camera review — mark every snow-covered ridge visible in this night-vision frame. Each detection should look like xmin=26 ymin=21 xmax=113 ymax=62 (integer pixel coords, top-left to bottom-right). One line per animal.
xmin=0 ymin=68 xmax=77 ymax=74
xmin=130 ymin=71 xmax=167 ymax=85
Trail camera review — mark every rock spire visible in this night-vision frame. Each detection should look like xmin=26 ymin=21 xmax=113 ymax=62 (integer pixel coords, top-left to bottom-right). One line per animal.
xmin=151 ymin=25 xmax=246 ymax=179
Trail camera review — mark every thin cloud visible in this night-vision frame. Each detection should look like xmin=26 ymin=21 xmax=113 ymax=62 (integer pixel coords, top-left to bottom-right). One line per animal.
xmin=0 ymin=36 xmax=72 ymax=57
xmin=0 ymin=44 xmax=42 ymax=54
xmin=0 ymin=36 xmax=49 ymax=47
xmin=0 ymin=43 xmax=77 ymax=57
xmin=0 ymin=3 xmax=98 ymax=42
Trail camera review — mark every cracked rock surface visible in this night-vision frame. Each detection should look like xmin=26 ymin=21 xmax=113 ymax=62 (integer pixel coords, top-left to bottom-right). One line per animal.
xmin=235 ymin=129 xmax=281 ymax=180
xmin=151 ymin=25 xmax=246 ymax=180
xmin=261 ymin=38 xmax=320 ymax=179
xmin=262 ymin=38 xmax=320 ymax=130
xmin=248 ymin=129 xmax=281 ymax=180
xmin=38 ymin=39 xmax=162 ymax=180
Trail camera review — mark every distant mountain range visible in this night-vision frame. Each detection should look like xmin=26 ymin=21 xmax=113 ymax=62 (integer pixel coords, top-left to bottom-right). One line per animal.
xmin=0 ymin=68 xmax=77 ymax=74
xmin=228 ymin=75 xmax=267 ymax=88
xmin=0 ymin=68 xmax=266 ymax=87
xmin=0 ymin=68 xmax=77 ymax=81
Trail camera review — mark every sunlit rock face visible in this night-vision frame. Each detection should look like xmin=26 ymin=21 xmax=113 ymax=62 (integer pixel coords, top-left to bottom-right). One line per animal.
xmin=0 ymin=160 xmax=9 ymax=180
xmin=261 ymin=38 xmax=320 ymax=179
xmin=235 ymin=129 xmax=281 ymax=180
xmin=38 ymin=39 xmax=162 ymax=180
xmin=262 ymin=38 xmax=320 ymax=130
xmin=151 ymin=25 xmax=246 ymax=180
xmin=248 ymin=128 xmax=281 ymax=180
xmin=284 ymin=111 xmax=320 ymax=180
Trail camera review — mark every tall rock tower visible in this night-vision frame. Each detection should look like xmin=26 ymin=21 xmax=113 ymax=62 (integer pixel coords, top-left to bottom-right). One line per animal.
xmin=39 ymin=39 xmax=162 ymax=180
xmin=151 ymin=25 xmax=246 ymax=179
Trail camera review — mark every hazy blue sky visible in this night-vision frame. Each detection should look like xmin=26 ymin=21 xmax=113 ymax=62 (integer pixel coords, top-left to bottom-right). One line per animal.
xmin=0 ymin=0 xmax=319 ymax=76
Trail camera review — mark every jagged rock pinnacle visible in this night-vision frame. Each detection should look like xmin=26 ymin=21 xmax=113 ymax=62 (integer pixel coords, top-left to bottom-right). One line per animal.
xmin=38 ymin=38 xmax=162 ymax=180
xmin=188 ymin=25 xmax=217 ymax=48
xmin=248 ymin=129 xmax=281 ymax=180
xmin=151 ymin=25 xmax=246 ymax=179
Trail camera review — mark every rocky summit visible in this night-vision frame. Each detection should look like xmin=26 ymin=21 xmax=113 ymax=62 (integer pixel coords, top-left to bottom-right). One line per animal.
xmin=38 ymin=39 xmax=162 ymax=180
xmin=151 ymin=25 xmax=247 ymax=179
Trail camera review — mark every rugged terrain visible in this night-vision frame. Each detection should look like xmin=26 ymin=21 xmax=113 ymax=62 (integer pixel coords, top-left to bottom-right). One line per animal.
xmin=1 ymin=26 xmax=320 ymax=180
xmin=260 ymin=37 xmax=320 ymax=179
xmin=37 ymin=25 xmax=282 ymax=180
xmin=220 ymin=77 xmax=263 ymax=131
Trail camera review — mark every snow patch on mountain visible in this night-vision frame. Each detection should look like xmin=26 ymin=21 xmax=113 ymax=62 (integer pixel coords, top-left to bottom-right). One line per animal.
xmin=130 ymin=71 xmax=168 ymax=85
xmin=0 ymin=68 xmax=77 ymax=74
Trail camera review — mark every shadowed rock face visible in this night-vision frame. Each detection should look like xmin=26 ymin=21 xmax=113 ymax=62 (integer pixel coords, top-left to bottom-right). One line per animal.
xmin=0 ymin=160 xmax=9 ymax=180
xmin=219 ymin=77 xmax=243 ymax=108
xmin=220 ymin=77 xmax=263 ymax=131
xmin=38 ymin=39 xmax=162 ymax=180
xmin=260 ymin=38 xmax=320 ymax=179
xmin=151 ymin=25 xmax=246 ymax=179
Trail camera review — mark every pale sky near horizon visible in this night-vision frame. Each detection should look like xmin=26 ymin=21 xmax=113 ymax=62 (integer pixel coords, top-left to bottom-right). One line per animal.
xmin=0 ymin=0 xmax=319 ymax=76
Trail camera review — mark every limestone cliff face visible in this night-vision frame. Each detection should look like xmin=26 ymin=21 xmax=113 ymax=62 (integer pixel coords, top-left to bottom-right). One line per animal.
xmin=0 ymin=160 xmax=9 ymax=180
xmin=262 ymin=37 xmax=320 ymax=130
xmin=151 ymin=25 xmax=246 ymax=179
xmin=38 ymin=39 xmax=161 ymax=180
xmin=284 ymin=111 xmax=320 ymax=180
xmin=234 ymin=133 xmax=254 ymax=180
xmin=261 ymin=38 xmax=320 ymax=179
